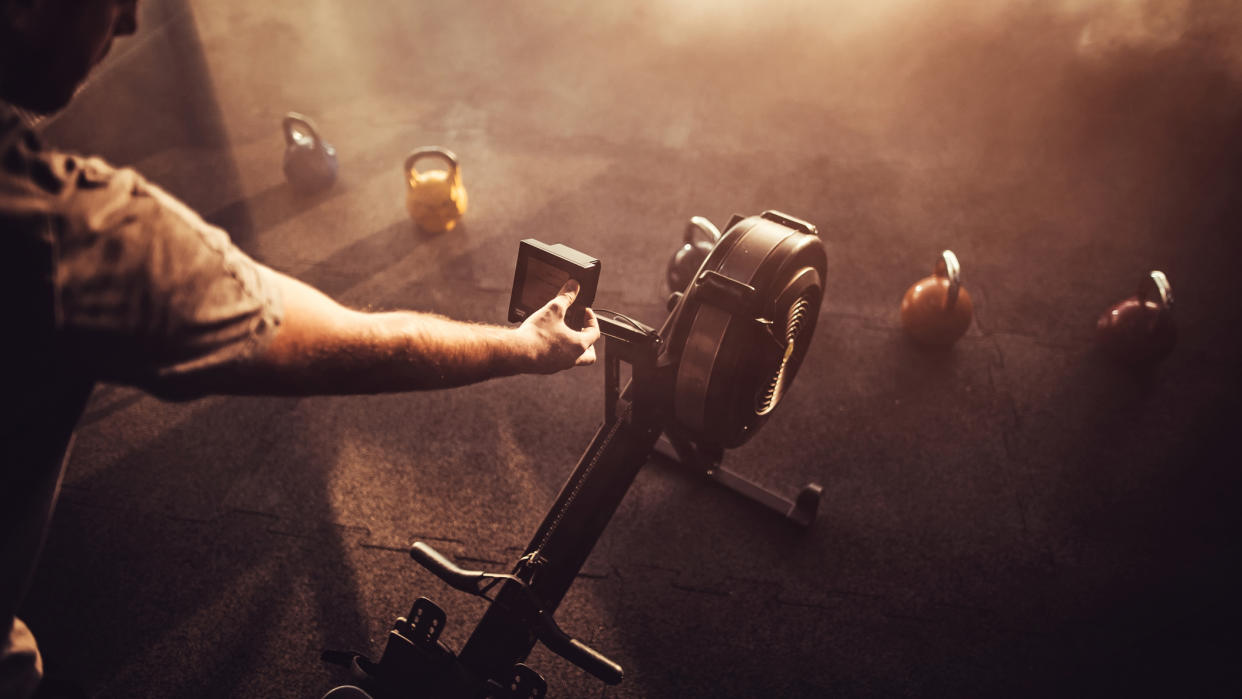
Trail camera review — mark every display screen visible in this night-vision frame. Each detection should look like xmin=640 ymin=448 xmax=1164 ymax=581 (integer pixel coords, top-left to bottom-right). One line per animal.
xmin=520 ymin=257 xmax=571 ymax=312
xmin=508 ymin=239 xmax=598 ymax=327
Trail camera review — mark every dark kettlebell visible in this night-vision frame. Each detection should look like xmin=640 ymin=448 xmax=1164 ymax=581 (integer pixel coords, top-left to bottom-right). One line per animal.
xmin=1096 ymin=270 xmax=1175 ymax=366
xmin=900 ymin=249 xmax=974 ymax=346
xmin=282 ymin=112 xmax=338 ymax=193
xmin=666 ymin=216 xmax=721 ymax=293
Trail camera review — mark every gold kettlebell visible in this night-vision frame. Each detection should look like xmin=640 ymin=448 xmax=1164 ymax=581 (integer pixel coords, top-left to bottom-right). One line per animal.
xmin=404 ymin=147 xmax=467 ymax=233
xmin=900 ymin=249 xmax=974 ymax=346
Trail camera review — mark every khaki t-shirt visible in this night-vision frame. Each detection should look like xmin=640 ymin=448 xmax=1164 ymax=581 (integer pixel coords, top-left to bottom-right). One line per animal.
xmin=0 ymin=103 xmax=283 ymax=680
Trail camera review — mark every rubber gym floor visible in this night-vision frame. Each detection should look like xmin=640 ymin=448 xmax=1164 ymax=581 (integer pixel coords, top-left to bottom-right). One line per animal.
xmin=19 ymin=0 xmax=1242 ymax=697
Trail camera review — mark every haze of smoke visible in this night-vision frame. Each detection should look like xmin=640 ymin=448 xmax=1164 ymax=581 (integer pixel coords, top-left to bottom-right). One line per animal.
xmin=609 ymin=0 xmax=1242 ymax=312
xmin=633 ymin=0 xmax=1241 ymax=69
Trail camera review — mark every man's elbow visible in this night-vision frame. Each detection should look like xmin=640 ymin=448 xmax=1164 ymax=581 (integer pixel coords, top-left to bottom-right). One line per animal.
xmin=131 ymin=372 xmax=224 ymax=402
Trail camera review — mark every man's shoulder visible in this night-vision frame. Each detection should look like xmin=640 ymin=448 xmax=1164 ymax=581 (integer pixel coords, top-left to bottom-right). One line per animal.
xmin=1 ymin=100 xmax=74 ymax=203
xmin=0 ymin=102 xmax=60 ymax=334
xmin=0 ymin=102 xmax=19 ymax=135
xmin=0 ymin=100 xmax=24 ymax=128
xmin=0 ymin=100 xmax=41 ymax=159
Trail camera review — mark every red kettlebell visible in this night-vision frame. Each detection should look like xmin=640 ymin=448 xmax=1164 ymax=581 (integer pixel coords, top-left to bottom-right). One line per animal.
xmin=665 ymin=216 xmax=721 ymax=293
xmin=900 ymin=250 xmax=974 ymax=346
xmin=1095 ymin=270 xmax=1175 ymax=365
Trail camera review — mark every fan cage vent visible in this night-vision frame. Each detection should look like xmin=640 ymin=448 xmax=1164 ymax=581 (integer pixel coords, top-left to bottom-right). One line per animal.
xmin=755 ymin=293 xmax=813 ymax=416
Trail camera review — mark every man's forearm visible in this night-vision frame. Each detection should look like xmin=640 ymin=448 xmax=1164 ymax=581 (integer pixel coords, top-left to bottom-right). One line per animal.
xmin=300 ymin=307 xmax=535 ymax=393
xmin=235 ymin=273 xmax=537 ymax=395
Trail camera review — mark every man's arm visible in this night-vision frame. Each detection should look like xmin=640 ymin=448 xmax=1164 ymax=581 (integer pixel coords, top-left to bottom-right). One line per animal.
xmin=207 ymin=270 xmax=600 ymax=397
xmin=26 ymin=143 xmax=599 ymax=399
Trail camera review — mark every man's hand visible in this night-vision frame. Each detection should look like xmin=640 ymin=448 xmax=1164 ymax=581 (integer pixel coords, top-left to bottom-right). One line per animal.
xmin=516 ymin=279 xmax=601 ymax=374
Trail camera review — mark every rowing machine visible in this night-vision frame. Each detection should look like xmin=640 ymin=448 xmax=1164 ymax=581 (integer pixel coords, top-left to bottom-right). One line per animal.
xmin=322 ymin=210 xmax=828 ymax=697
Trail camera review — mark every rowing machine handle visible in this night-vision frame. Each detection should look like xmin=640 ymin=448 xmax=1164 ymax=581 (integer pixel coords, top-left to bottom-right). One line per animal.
xmin=537 ymin=619 xmax=624 ymax=685
xmin=410 ymin=541 xmax=624 ymax=685
xmin=410 ymin=541 xmax=488 ymax=595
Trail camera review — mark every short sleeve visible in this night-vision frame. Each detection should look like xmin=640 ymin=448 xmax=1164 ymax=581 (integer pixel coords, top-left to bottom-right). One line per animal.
xmin=2 ymin=125 xmax=283 ymax=399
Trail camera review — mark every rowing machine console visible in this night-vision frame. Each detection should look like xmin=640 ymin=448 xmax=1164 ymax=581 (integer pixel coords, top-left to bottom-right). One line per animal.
xmin=323 ymin=211 xmax=828 ymax=698
xmin=507 ymin=239 xmax=600 ymax=330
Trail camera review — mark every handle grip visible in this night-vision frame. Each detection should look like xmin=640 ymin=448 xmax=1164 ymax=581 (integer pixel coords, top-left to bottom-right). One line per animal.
xmin=1138 ymin=270 xmax=1173 ymax=310
xmin=404 ymin=146 xmax=459 ymax=177
xmin=934 ymin=249 xmax=962 ymax=310
xmin=282 ymin=112 xmax=320 ymax=147
xmin=410 ymin=541 xmax=625 ymax=685
xmin=537 ymin=621 xmax=624 ymax=685
xmin=683 ymin=215 xmax=721 ymax=246
xmin=410 ymin=541 xmax=486 ymax=594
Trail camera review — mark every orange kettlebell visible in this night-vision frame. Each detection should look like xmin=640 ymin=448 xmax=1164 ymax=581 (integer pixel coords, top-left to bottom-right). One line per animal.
xmin=900 ymin=250 xmax=974 ymax=346
xmin=1095 ymin=270 xmax=1175 ymax=366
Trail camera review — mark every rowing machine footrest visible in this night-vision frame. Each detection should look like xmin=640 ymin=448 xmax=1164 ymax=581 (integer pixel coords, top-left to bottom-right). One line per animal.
xmin=370 ymin=597 xmax=456 ymax=688
xmin=383 ymin=596 xmax=448 ymax=661
xmin=486 ymin=663 xmax=547 ymax=698
xmin=791 ymin=483 xmax=823 ymax=528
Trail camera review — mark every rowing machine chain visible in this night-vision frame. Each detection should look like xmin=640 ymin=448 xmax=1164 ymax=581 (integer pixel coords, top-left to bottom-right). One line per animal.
xmin=520 ymin=401 xmax=634 ymax=583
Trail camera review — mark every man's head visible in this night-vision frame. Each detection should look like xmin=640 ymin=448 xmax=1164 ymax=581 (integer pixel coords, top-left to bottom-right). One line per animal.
xmin=0 ymin=0 xmax=138 ymax=113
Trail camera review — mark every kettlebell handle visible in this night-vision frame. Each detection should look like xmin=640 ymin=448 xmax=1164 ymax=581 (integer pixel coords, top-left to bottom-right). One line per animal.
xmin=933 ymin=249 xmax=962 ymax=310
xmin=683 ymin=216 xmax=722 ymax=246
xmin=1137 ymin=270 xmax=1173 ymax=311
xmin=282 ymin=112 xmax=321 ymax=147
xmin=405 ymin=147 xmax=459 ymax=177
